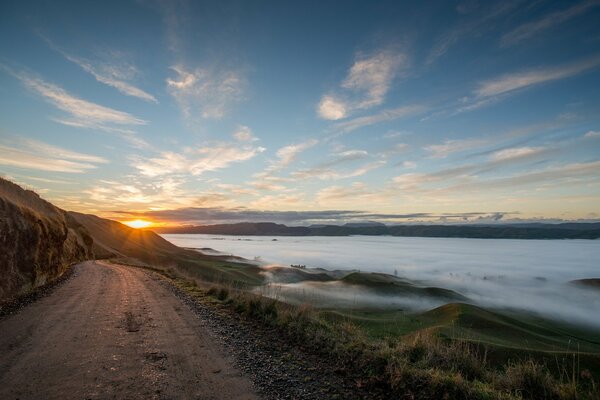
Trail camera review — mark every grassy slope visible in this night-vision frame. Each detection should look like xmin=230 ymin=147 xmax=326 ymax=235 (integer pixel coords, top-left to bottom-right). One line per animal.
xmin=321 ymin=302 xmax=600 ymax=376
xmin=341 ymin=271 xmax=468 ymax=301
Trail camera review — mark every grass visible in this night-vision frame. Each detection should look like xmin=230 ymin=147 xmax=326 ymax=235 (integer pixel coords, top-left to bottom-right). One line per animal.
xmin=160 ymin=270 xmax=600 ymax=400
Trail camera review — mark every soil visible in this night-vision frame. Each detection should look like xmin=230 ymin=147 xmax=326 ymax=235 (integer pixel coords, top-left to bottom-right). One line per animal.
xmin=0 ymin=261 xmax=256 ymax=400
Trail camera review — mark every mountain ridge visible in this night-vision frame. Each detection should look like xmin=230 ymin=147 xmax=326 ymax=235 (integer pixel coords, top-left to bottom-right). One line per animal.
xmin=153 ymin=221 xmax=600 ymax=239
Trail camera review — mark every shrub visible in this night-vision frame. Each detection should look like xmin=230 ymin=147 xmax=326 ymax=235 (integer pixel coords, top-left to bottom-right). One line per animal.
xmin=501 ymin=360 xmax=560 ymax=400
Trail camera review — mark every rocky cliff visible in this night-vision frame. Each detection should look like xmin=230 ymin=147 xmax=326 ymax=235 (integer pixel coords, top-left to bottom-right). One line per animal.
xmin=0 ymin=178 xmax=94 ymax=302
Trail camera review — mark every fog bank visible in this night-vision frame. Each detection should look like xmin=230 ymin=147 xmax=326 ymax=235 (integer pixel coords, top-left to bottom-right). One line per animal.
xmin=163 ymin=234 xmax=600 ymax=328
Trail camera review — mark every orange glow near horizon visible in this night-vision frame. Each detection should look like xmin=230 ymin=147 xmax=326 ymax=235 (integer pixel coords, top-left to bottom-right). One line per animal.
xmin=123 ymin=219 xmax=154 ymax=229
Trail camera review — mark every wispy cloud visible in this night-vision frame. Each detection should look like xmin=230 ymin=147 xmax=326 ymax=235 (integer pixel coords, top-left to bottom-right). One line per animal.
xmin=318 ymin=50 xmax=408 ymax=120
xmin=380 ymin=143 xmax=409 ymax=158
xmin=41 ymin=35 xmax=158 ymax=103
xmin=490 ymin=146 xmax=546 ymax=161
xmin=0 ymin=137 xmax=108 ymax=173
xmin=424 ymin=139 xmax=486 ymax=159
xmin=166 ymin=64 xmax=245 ymax=121
xmin=475 ymin=56 xmax=600 ymax=98
xmin=60 ymin=52 xmax=158 ymax=103
xmin=584 ymin=130 xmax=600 ymax=138
xmin=426 ymin=1 xmax=522 ymax=64
xmin=133 ymin=142 xmax=265 ymax=177
xmin=233 ymin=125 xmax=258 ymax=142
xmin=316 ymin=182 xmax=391 ymax=204
xmin=9 ymin=69 xmax=147 ymax=132
xmin=292 ymin=160 xmax=385 ymax=181
xmin=452 ymin=160 xmax=600 ymax=192
xmin=85 ymin=176 xmax=214 ymax=210
xmin=332 ymin=104 xmax=426 ymax=134
xmin=248 ymin=139 xmax=319 ymax=191
xmin=501 ymin=1 xmax=600 ymax=47
xmin=392 ymin=152 xmax=598 ymax=197
xmin=269 ymin=139 xmax=319 ymax=171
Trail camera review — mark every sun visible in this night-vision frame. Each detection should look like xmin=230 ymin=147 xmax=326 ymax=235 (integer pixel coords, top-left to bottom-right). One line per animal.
xmin=124 ymin=219 xmax=153 ymax=229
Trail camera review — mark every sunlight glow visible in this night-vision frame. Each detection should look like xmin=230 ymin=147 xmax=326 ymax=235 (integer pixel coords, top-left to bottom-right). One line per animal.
xmin=124 ymin=219 xmax=153 ymax=229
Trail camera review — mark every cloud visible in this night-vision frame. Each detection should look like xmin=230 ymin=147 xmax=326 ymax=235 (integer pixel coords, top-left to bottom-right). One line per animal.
xmin=453 ymin=160 xmax=600 ymax=192
xmin=41 ymin=35 xmax=159 ymax=104
xmin=380 ymin=143 xmax=409 ymax=157
xmin=501 ymin=1 xmax=600 ymax=46
xmin=112 ymin=206 xmax=448 ymax=225
xmin=424 ymin=139 xmax=486 ymax=159
xmin=269 ymin=139 xmax=319 ymax=171
xmin=332 ymin=105 xmax=426 ymax=134
xmin=253 ymin=145 xmax=379 ymax=189
xmin=393 ymin=158 xmax=600 ymax=197
xmin=85 ymin=176 xmax=210 ymax=209
xmin=317 ymin=95 xmax=347 ymax=120
xmin=318 ymin=50 xmax=408 ymax=120
xmin=0 ymin=137 xmax=108 ymax=173
xmin=584 ymin=130 xmax=600 ymax=138
xmin=233 ymin=125 xmax=258 ymax=142
xmin=292 ymin=160 xmax=385 ymax=181
xmin=342 ymin=51 xmax=407 ymax=109
xmin=166 ymin=64 xmax=244 ymax=120
xmin=426 ymin=1 xmax=522 ymax=64
xmin=9 ymin=69 xmax=147 ymax=132
xmin=316 ymin=183 xmax=369 ymax=201
xmin=490 ymin=146 xmax=545 ymax=161
xmin=61 ymin=53 xmax=158 ymax=103
xmin=133 ymin=142 xmax=265 ymax=177
xmin=399 ymin=161 xmax=417 ymax=169
xmin=475 ymin=56 xmax=600 ymax=98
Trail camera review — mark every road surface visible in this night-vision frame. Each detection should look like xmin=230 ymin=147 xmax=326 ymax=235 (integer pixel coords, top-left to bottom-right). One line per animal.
xmin=0 ymin=261 xmax=257 ymax=400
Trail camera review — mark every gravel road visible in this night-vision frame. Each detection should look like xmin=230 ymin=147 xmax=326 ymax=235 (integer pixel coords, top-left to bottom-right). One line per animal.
xmin=0 ymin=261 xmax=257 ymax=400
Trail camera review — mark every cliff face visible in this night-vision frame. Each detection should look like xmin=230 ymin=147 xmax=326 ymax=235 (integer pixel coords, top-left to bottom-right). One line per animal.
xmin=0 ymin=178 xmax=94 ymax=302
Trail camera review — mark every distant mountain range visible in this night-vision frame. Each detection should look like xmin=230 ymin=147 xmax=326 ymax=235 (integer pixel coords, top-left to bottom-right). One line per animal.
xmin=153 ymin=221 xmax=600 ymax=239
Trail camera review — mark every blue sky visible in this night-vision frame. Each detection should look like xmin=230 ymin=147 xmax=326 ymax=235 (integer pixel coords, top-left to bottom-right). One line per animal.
xmin=1 ymin=0 xmax=599 ymax=225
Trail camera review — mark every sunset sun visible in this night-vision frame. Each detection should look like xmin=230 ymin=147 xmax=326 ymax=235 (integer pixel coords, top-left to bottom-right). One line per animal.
xmin=124 ymin=219 xmax=153 ymax=229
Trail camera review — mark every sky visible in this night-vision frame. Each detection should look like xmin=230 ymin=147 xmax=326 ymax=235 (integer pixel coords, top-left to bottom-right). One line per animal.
xmin=1 ymin=0 xmax=599 ymax=226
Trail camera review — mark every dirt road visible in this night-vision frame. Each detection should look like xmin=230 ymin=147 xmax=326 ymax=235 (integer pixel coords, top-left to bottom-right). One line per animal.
xmin=0 ymin=261 xmax=257 ymax=400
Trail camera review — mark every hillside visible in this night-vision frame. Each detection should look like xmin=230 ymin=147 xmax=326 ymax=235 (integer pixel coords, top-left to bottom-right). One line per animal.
xmin=0 ymin=178 xmax=265 ymax=304
xmin=0 ymin=178 xmax=94 ymax=301
xmin=69 ymin=212 xmax=264 ymax=285
xmin=155 ymin=221 xmax=600 ymax=239
xmin=68 ymin=211 xmax=187 ymax=264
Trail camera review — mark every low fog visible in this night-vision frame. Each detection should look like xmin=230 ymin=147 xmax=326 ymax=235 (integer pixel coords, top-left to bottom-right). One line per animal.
xmin=164 ymin=234 xmax=600 ymax=329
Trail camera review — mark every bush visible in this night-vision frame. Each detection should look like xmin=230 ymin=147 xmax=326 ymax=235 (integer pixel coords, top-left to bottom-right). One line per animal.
xmin=501 ymin=360 xmax=560 ymax=400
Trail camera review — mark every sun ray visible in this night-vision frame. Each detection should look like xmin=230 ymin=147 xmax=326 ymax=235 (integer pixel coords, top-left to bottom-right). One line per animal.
xmin=123 ymin=219 xmax=153 ymax=229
